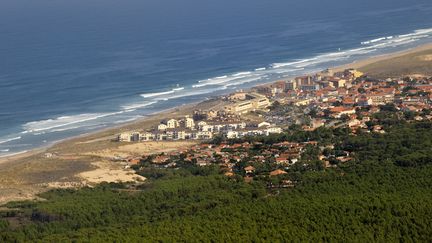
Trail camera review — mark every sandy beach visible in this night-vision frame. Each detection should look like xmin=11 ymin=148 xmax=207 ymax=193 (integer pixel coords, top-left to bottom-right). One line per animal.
xmin=335 ymin=43 xmax=432 ymax=73
xmin=0 ymin=42 xmax=431 ymax=205
xmin=0 ymin=98 xmax=226 ymax=204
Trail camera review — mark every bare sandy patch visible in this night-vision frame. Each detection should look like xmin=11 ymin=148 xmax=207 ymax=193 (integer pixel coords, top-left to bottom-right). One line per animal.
xmin=415 ymin=54 xmax=432 ymax=61
xmin=79 ymin=161 xmax=146 ymax=184
xmin=0 ymin=188 xmax=37 ymax=205
xmin=117 ymin=141 xmax=197 ymax=155
xmin=84 ymin=140 xmax=197 ymax=159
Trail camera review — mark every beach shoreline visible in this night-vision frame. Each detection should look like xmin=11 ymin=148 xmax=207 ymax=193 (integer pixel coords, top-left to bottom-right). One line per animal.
xmin=0 ymin=41 xmax=431 ymax=205
xmin=334 ymin=42 xmax=432 ymax=72
xmin=0 ymin=102 xmax=197 ymax=164
xmin=2 ymin=42 xmax=432 ymax=165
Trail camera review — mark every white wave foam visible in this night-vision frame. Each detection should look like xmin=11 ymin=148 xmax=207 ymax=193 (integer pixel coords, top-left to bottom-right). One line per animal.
xmin=141 ymin=86 xmax=185 ymax=98
xmin=271 ymin=27 xmax=432 ymax=71
xmin=50 ymin=126 xmax=85 ymax=133
xmin=361 ymin=37 xmax=388 ymax=45
xmin=121 ymin=101 xmax=158 ymax=110
xmin=364 ymin=37 xmax=416 ymax=49
xmin=155 ymin=86 xmax=228 ymax=101
xmin=398 ymin=33 xmax=420 ymax=38
xmin=23 ymin=111 xmax=125 ymax=133
xmin=124 ymin=109 xmax=136 ymax=112
xmin=113 ymin=116 xmax=143 ymax=124
xmin=172 ymin=87 xmax=185 ymax=91
xmin=51 ymin=124 xmax=106 ymax=133
xmin=362 ymin=28 xmax=432 ymax=48
xmin=272 ymin=58 xmax=318 ymax=69
xmin=0 ymin=150 xmax=28 ymax=158
xmin=141 ymin=90 xmax=175 ymax=98
xmin=0 ymin=136 xmax=21 ymax=145
xmin=255 ymin=67 xmax=266 ymax=71
xmin=415 ymin=28 xmax=432 ymax=34
xmin=224 ymin=77 xmax=262 ymax=87
xmin=0 ymin=149 xmax=10 ymax=152
xmin=233 ymin=72 xmax=252 ymax=76
xmin=193 ymin=74 xmax=252 ymax=88
xmin=273 ymin=68 xmax=305 ymax=74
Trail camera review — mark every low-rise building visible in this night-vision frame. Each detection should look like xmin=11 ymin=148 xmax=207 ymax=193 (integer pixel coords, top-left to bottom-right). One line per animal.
xmin=329 ymin=107 xmax=356 ymax=118
xmin=118 ymin=132 xmax=140 ymax=142
xmin=167 ymin=119 xmax=179 ymax=128
xmin=157 ymin=124 xmax=168 ymax=131
xmin=224 ymin=93 xmax=271 ymax=114
xmin=185 ymin=116 xmax=195 ymax=129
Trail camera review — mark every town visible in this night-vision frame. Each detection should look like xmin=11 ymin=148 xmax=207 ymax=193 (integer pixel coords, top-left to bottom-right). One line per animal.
xmin=118 ymin=68 xmax=432 ymax=142
xmin=118 ymin=91 xmax=282 ymax=142
xmin=116 ymin=68 xmax=432 ymax=186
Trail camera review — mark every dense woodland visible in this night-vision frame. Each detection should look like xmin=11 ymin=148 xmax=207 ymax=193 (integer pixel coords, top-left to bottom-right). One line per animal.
xmin=1 ymin=118 xmax=432 ymax=242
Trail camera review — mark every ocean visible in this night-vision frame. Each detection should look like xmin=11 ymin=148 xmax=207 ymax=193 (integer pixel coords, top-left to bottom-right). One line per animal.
xmin=1 ymin=0 xmax=432 ymax=156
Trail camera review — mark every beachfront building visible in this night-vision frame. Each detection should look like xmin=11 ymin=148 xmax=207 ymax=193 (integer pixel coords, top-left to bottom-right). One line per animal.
xmin=158 ymin=124 xmax=168 ymax=131
xmin=118 ymin=132 xmax=140 ymax=142
xmin=195 ymin=131 xmax=213 ymax=140
xmin=228 ymin=92 xmax=247 ymax=101
xmin=209 ymin=121 xmax=247 ymax=133
xmin=119 ymin=114 xmax=281 ymax=142
xmin=225 ymin=126 xmax=282 ymax=139
xmin=172 ymin=129 xmax=194 ymax=140
xmin=285 ymin=80 xmax=298 ymax=91
xmin=345 ymin=69 xmax=364 ymax=79
xmin=265 ymin=126 xmax=283 ymax=135
xmin=185 ymin=116 xmax=195 ymax=129
xmin=328 ymin=78 xmax=346 ymax=88
xmin=167 ymin=119 xmax=180 ymax=128
xmin=224 ymin=92 xmax=271 ymax=114
xmin=225 ymin=100 xmax=253 ymax=114
xmin=294 ymin=76 xmax=320 ymax=91
xmin=258 ymin=122 xmax=271 ymax=127
xmin=198 ymin=121 xmax=209 ymax=131
xmin=141 ymin=132 xmax=155 ymax=141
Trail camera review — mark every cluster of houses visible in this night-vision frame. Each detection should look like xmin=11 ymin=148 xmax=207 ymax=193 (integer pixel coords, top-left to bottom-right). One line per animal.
xmin=117 ymin=69 xmax=432 ymax=184
xmin=118 ymin=69 xmax=432 ymax=145
xmin=254 ymin=69 xmax=432 ymax=133
xmin=118 ymin=115 xmax=282 ymax=142
xmin=130 ymin=139 xmax=353 ymax=185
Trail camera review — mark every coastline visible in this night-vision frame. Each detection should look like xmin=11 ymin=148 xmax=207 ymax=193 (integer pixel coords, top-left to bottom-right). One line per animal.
xmin=0 ymin=101 xmax=209 ymax=205
xmin=334 ymin=42 xmax=432 ymax=72
xmin=0 ymin=102 xmax=198 ymax=164
xmin=2 ymin=42 xmax=432 ymax=165
xmin=0 ymin=41 xmax=431 ymax=205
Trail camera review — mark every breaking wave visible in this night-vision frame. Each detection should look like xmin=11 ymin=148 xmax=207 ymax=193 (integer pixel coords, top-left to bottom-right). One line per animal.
xmin=154 ymin=86 xmax=228 ymax=101
xmin=140 ymin=86 xmax=185 ymax=98
xmin=22 ymin=111 xmax=126 ymax=133
xmin=0 ymin=136 xmax=22 ymax=145
xmin=141 ymin=90 xmax=174 ymax=98
xmin=121 ymin=101 xmax=158 ymax=111
xmin=0 ymin=150 xmax=28 ymax=158
xmin=271 ymin=28 xmax=432 ymax=71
